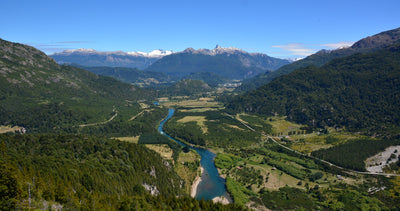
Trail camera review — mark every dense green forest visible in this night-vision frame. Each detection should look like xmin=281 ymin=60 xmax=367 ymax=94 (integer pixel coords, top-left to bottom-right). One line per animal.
xmin=182 ymin=72 xmax=228 ymax=87
xmin=0 ymin=134 xmax=245 ymax=210
xmin=71 ymin=64 xmax=177 ymax=87
xmin=161 ymin=79 xmax=212 ymax=97
xmin=227 ymin=43 xmax=400 ymax=135
xmin=0 ymin=134 xmax=183 ymax=209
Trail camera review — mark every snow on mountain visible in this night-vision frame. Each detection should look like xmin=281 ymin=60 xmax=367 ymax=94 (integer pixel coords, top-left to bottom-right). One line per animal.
xmin=127 ymin=49 xmax=174 ymax=58
xmin=52 ymin=49 xmax=173 ymax=58
xmin=181 ymin=45 xmax=246 ymax=56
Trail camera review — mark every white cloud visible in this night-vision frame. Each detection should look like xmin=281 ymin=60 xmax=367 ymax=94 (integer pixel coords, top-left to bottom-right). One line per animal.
xmin=320 ymin=41 xmax=355 ymax=49
xmin=270 ymin=41 xmax=356 ymax=59
xmin=271 ymin=43 xmax=318 ymax=57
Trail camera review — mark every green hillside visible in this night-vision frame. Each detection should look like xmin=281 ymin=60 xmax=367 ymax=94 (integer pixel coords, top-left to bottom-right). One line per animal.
xmin=0 ymin=39 xmax=155 ymax=133
xmin=227 ymin=43 xmax=400 ymax=135
xmin=237 ymin=27 xmax=400 ymax=92
xmin=71 ymin=64 xmax=178 ymax=87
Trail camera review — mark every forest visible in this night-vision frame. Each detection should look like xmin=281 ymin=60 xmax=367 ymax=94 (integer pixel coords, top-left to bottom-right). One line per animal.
xmin=0 ymin=134 xmax=244 ymax=210
xmin=311 ymin=138 xmax=400 ymax=171
xmin=227 ymin=43 xmax=400 ymax=136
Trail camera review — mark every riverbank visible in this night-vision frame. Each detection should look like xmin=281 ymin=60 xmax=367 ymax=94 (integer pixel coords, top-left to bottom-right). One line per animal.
xmin=212 ymin=196 xmax=232 ymax=205
xmin=191 ymin=167 xmax=204 ymax=197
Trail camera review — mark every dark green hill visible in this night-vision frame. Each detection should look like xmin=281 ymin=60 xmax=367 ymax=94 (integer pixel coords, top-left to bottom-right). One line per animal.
xmin=162 ymin=79 xmax=212 ymax=96
xmin=145 ymin=46 xmax=290 ymax=80
xmin=237 ymin=27 xmax=400 ymax=92
xmin=182 ymin=71 xmax=228 ymax=87
xmin=70 ymin=64 xmax=178 ymax=87
xmin=0 ymin=38 xmax=155 ymax=133
xmin=227 ymin=43 xmax=400 ymax=135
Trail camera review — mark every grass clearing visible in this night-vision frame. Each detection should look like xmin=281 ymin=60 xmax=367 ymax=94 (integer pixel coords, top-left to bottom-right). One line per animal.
xmin=177 ymin=116 xmax=208 ymax=133
xmin=160 ymin=98 xmax=222 ymax=108
xmin=267 ymin=116 xmax=303 ymax=135
xmin=139 ymin=103 xmax=150 ymax=109
xmin=114 ymin=136 xmax=140 ymax=143
xmin=225 ymin=124 xmax=245 ymax=131
xmin=175 ymin=150 xmax=200 ymax=194
xmin=290 ymin=132 xmax=367 ymax=154
xmin=0 ymin=125 xmax=23 ymax=134
xmin=145 ymin=144 xmax=174 ymax=160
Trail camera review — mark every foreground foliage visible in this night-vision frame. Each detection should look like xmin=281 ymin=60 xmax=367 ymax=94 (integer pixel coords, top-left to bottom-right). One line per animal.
xmin=0 ymin=134 xmax=246 ymax=210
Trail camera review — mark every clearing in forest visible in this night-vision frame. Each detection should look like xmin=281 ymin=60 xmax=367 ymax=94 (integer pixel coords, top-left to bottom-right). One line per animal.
xmin=177 ymin=116 xmax=208 ymax=133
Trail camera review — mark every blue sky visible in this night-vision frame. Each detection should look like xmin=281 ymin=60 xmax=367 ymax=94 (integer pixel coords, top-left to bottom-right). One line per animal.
xmin=1 ymin=0 xmax=399 ymax=59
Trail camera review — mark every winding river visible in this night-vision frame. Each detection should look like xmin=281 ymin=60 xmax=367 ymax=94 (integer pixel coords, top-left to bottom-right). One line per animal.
xmin=158 ymin=108 xmax=231 ymax=201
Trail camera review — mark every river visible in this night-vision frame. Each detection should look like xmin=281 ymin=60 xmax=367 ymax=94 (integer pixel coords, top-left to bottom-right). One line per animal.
xmin=158 ymin=108 xmax=231 ymax=201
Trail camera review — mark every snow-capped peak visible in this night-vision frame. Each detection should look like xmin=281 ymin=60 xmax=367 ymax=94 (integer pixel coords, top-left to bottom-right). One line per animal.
xmin=63 ymin=48 xmax=96 ymax=53
xmin=182 ymin=45 xmax=246 ymax=56
xmin=127 ymin=49 xmax=174 ymax=58
xmin=52 ymin=48 xmax=173 ymax=58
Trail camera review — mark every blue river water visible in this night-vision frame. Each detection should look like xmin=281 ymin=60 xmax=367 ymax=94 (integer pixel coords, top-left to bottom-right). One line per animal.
xmin=158 ymin=108 xmax=231 ymax=201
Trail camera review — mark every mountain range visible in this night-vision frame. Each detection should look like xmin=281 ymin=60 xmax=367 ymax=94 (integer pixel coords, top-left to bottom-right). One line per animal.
xmin=50 ymin=48 xmax=173 ymax=69
xmin=144 ymin=45 xmax=290 ymax=79
xmin=236 ymin=27 xmax=400 ymax=92
xmin=51 ymin=45 xmax=290 ymax=81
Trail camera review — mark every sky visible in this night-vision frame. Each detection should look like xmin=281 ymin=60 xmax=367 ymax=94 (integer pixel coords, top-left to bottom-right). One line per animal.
xmin=1 ymin=0 xmax=399 ymax=59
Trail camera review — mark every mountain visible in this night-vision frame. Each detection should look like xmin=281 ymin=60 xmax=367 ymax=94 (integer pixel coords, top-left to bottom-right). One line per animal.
xmin=0 ymin=38 xmax=154 ymax=133
xmin=227 ymin=43 xmax=400 ymax=135
xmin=237 ymin=27 xmax=400 ymax=92
xmin=145 ymin=45 xmax=290 ymax=80
xmin=70 ymin=64 xmax=178 ymax=87
xmin=50 ymin=48 xmax=173 ymax=69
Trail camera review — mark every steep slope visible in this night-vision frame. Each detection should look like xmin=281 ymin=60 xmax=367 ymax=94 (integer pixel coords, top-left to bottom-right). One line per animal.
xmin=0 ymin=38 xmax=154 ymax=132
xmin=145 ymin=45 xmax=290 ymax=79
xmin=227 ymin=43 xmax=400 ymax=135
xmin=50 ymin=49 xmax=173 ymax=69
xmin=237 ymin=27 xmax=400 ymax=92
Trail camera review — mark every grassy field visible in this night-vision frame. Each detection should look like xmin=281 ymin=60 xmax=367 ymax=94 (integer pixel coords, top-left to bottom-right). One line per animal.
xmin=0 ymin=125 xmax=23 ymax=134
xmin=290 ymin=131 xmax=367 ymax=154
xmin=267 ymin=116 xmax=303 ymax=135
xmin=160 ymin=97 xmax=222 ymax=109
xmin=145 ymin=144 xmax=174 ymax=161
xmin=114 ymin=136 xmax=140 ymax=143
xmin=174 ymin=150 xmax=200 ymax=194
xmin=177 ymin=116 xmax=208 ymax=133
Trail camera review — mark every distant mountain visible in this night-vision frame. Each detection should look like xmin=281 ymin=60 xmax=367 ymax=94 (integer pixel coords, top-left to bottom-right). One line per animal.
xmin=50 ymin=48 xmax=173 ymax=69
xmin=70 ymin=64 xmax=178 ymax=87
xmin=145 ymin=45 xmax=290 ymax=80
xmin=227 ymin=43 xmax=400 ymax=135
xmin=237 ymin=27 xmax=400 ymax=92
xmin=0 ymin=38 xmax=154 ymax=133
